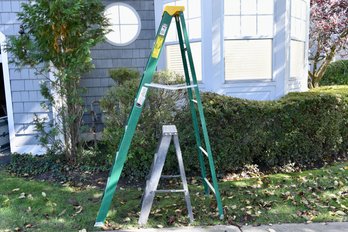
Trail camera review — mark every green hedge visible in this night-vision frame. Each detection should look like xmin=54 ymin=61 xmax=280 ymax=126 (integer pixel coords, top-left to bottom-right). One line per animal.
xmin=320 ymin=60 xmax=348 ymax=86
xmin=102 ymin=80 xmax=348 ymax=179
xmin=176 ymin=86 xmax=348 ymax=175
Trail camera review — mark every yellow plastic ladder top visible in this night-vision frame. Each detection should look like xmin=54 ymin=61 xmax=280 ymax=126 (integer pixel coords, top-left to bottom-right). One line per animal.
xmin=164 ymin=6 xmax=185 ymax=16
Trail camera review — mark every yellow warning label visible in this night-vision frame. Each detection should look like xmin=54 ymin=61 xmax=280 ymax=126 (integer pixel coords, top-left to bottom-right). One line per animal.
xmin=151 ymin=36 xmax=164 ymax=59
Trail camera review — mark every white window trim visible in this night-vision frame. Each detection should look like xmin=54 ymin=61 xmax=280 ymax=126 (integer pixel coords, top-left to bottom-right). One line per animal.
xmin=223 ymin=0 xmax=275 ymax=83
xmin=1 ymin=32 xmax=46 ymax=154
xmin=0 ymin=32 xmax=15 ymax=153
xmin=155 ymin=0 xmax=204 ymax=82
xmin=104 ymin=2 xmax=142 ymax=46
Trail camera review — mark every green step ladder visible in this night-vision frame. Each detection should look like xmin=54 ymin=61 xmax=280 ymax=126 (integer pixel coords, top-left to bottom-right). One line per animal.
xmin=94 ymin=6 xmax=224 ymax=227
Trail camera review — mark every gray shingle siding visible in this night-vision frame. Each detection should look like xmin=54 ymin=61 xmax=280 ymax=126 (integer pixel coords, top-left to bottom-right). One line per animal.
xmin=1 ymin=0 xmax=49 ymax=147
xmin=81 ymin=0 xmax=155 ymax=127
xmin=1 ymin=0 xmax=156 ymax=150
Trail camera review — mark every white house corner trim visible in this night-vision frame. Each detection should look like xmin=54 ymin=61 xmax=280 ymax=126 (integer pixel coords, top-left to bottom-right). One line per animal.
xmin=0 ymin=32 xmax=16 ymax=154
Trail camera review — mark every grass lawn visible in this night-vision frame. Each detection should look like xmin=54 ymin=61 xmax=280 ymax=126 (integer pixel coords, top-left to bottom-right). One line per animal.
xmin=0 ymin=162 xmax=347 ymax=231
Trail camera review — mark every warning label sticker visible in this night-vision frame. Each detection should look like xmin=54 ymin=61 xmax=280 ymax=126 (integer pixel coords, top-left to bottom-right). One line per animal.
xmin=151 ymin=36 xmax=164 ymax=59
xmin=159 ymin=24 xmax=168 ymax=36
xmin=136 ymin=86 xmax=148 ymax=107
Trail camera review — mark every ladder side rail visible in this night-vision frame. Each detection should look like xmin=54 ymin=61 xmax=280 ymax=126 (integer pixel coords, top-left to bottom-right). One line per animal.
xmin=173 ymin=134 xmax=194 ymax=222
xmin=95 ymin=12 xmax=175 ymax=226
xmin=174 ymin=14 xmax=209 ymax=194
xmin=179 ymin=13 xmax=224 ymax=220
xmin=139 ymin=135 xmax=172 ymax=225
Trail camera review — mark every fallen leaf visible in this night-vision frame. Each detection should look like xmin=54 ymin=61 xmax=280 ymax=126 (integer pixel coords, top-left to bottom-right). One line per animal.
xmin=335 ymin=210 xmax=347 ymax=216
xmin=25 ymin=224 xmax=33 ymax=228
xmin=157 ymin=225 xmax=163 ymax=228
xmin=58 ymin=209 xmax=67 ymax=217
xmin=18 ymin=193 xmax=26 ymax=199
xmin=12 ymin=188 xmax=20 ymax=192
xmin=41 ymin=192 xmax=47 ymax=198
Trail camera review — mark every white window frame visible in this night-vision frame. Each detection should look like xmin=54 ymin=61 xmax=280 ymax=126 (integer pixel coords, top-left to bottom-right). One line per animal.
xmin=156 ymin=0 xmax=204 ymax=82
xmin=104 ymin=2 xmax=141 ymax=46
xmin=223 ymin=0 xmax=275 ymax=82
xmin=289 ymin=0 xmax=308 ymax=79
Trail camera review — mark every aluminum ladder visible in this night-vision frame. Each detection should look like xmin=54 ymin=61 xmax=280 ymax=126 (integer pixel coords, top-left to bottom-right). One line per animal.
xmin=138 ymin=125 xmax=193 ymax=225
xmin=94 ymin=6 xmax=224 ymax=227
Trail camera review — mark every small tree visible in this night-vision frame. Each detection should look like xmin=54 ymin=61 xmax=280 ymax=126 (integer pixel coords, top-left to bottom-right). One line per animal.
xmin=7 ymin=0 xmax=109 ymax=163
xmin=308 ymin=0 xmax=348 ymax=88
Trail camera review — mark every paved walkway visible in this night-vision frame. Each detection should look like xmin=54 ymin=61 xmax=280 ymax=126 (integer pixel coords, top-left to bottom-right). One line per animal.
xmin=110 ymin=222 xmax=348 ymax=232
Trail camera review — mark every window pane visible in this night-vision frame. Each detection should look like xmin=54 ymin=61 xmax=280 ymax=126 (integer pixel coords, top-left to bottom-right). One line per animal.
xmin=106 ymin=25 xmax=121 ymax=44
xmin=241 ymin=16 xmax=257 ymax=35
xmin=166 ymin=44 xmax=184 ymax=76
xmin=120 ymin=5 xmax=138 ymax=24
xmin=291 ymin=18 xmax=305 ymax=40
xmin=241 ymin=0 xmax=257 ymax=15
xmin=104 ymin=3 xmax=140 ymax=45
xmin=258 ymin=0 xmax=274 ymax=14
xmin=224 ymin=0 xmax=240 ymax=15
xmin=258 ymin=15 xmax=273 ymax=36
xmin=188 ymin=0 xmax=201 ymax=18
xmin=224 ymin=16 xmax=241 ymax=37
xmin=120 ymin=25 xmax=138 ymax=44
xmin=166 ymin=22 xmax=177 ymax=42
xmin=225 ymin=40 xmax=272 ymax=80
xmin=290 ymin=40 xmax=305 ymax=77
xmin=190 ymin=42 xmax=202 ymax=81
xmin=291 ymin=0 xmax=306 ymax=19
xmin=166 ymin=42 xmax=202 ymax=81
xmin=104 ymin=6 xmax=120 ymax=25
xmin=188 ymin=18 xmax=201 ymax=39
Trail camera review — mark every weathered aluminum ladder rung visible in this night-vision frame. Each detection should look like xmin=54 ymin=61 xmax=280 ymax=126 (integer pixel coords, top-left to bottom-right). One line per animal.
xmin=139 ymin=125 xmax=194 ymax=225
xmin=155 ymin=189 xmax=186 ymax=193
xmin=145 ymin=83 xmax=197 ymax=90
xmin=204 ymin=178 xmax=216 ymax=194
xmin=199 ymin=146 xmax=209 ymax=158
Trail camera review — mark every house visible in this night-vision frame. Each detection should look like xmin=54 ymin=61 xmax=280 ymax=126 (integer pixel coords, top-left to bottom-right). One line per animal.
xmin=0 ymin=0 xmax=309 ymax=154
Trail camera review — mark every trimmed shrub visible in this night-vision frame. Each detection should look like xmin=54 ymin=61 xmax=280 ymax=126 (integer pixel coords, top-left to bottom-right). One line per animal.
xmin=177 ymin=86 xmax=348 ymax=174
xmin=320 ymin=60 xmax=348 ymax=86
xmin=101 ymin=68 xmax=348 ymax=179
xmin=100 ymin=68 xmax=186 ymax=180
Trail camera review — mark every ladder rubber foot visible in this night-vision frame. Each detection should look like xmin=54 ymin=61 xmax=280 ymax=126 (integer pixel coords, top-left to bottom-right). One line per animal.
xmin=94 ymin=222 xmax=105 ymax=227
xmin=219 ymin=214 xmax=224 ymax=220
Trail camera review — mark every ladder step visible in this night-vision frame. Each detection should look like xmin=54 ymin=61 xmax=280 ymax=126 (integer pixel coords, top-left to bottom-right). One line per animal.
xmin=203 ymin=178 xmax=216 ymax=194
xmin=161 ymin=175 xmax=181 ymax=178
xmin=144 ymin=83 xmax=197 ymax=90
xmin=155 ymin=189 xmax=186 ymax=193
xmin=191 ymin=99 xmax=198 ymax=104
xmin=199 ymin=146 xmax=209 ymax=158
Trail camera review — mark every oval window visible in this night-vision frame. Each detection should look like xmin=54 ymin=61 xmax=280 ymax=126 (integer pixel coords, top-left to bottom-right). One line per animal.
xmin=104 ymin=3 xmax=141 ymax=46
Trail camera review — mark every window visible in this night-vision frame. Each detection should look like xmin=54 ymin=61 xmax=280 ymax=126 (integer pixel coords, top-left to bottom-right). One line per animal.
xmin=224 ymin=0 xmax=274 ymax=81
xmin=290 ymin=0 xmax=307 ymax=78
xmin=104 ymin=3 xmax=141 ymax=46
xmin=163 ymin=0 xmax=202 ymax=81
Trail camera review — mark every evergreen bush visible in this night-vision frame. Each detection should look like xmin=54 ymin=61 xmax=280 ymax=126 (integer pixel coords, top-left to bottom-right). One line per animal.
xmin=320 ymin=60 xmax=348 ymax=86
xmin=101 ymin=68 xmax=348 ymax=179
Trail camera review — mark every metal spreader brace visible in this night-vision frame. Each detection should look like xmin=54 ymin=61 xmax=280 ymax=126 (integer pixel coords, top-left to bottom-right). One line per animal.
xmin=139 ymin=125 xmax=193 ymax=225
xmin=94 ymin=6 xmax=224 ymax=227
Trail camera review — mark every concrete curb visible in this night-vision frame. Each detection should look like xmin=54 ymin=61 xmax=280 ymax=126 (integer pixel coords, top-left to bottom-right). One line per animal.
xmin=107 ymin=222 xmax=348 ymax=232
